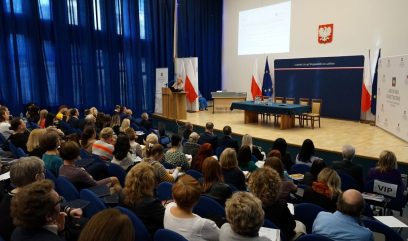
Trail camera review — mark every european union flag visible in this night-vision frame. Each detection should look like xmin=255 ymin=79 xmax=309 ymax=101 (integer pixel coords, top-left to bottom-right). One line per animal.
xmin=371 ymin=49 xmax=381 ymax=115
xmin=262 ymin=57 xmax=273 ymax=97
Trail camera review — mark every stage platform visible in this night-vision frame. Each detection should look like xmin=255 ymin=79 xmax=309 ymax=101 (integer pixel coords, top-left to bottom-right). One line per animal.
xmin=153 ymin=110 xmax=408 ymax=165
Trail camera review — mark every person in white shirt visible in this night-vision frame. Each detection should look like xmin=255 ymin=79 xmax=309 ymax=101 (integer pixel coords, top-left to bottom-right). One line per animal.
xmin=0 ymin=106 xmax=13 ymax=140
xmin=164 ymin=175 xmax=220 ymax=241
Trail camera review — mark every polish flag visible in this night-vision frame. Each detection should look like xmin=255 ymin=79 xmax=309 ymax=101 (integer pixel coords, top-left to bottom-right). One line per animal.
xmin=251 ymin=59 xmax=262 ymax=100
xmin=361 ymin=49 xmax=380 ymax=112
xmin=185 ymin=60 xmax=198 ymax=103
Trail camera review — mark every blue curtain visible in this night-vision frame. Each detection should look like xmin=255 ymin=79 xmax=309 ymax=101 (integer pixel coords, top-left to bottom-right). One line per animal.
xmin=0 ymin=0 xmax=158 ymax=116
xmin=176 ymin=0 xmax=223 ymax=100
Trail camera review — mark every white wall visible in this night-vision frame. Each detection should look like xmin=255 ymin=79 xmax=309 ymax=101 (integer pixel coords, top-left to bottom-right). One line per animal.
xmin=222 ymin=0 xmax=408 ymax=93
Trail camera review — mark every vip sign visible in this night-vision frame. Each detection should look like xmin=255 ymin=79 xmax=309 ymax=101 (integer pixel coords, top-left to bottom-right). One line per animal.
xmin=318 ymin=24 xmax=333 ymax=44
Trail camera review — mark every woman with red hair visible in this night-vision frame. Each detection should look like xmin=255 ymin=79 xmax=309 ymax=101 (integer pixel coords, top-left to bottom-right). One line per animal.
xmin=191 ymin=143 xmax=213 ymax=172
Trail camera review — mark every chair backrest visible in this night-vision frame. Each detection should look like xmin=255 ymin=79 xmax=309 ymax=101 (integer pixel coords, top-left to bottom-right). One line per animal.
xmin=79 ymin=189 xmax=107 ymax=217
xmin=107 ymin=163 xmax=126 ymax=186
xmin=160 ymin=136 xmax=171 ymax=146
xmin=192 ymin=195 xmax=225 ymax=219
xmin=80 ymin=148 xmax=92 ymax=159
xmin=185 ymin=169 xmax=203 ymax=180
xmin=156 ymin=182 xmax=173 ymax=201
xmin=299 ymin=98 xmax=310 ymax=106
xmin=289 ymin=164 xmax=311 ymax=175
xmin=8 ymin=141 xmax=24 ymax=158
xmin=297 ymin=234 xmax=334 ymax=241
xmin=275 ymin=96 xmax=284 ymax=103
xmin=311 ymin=99 xmax=322 ymax=114
xmin=373 ymin=179 xmax=398 ymax=198
xmin=154 ymin=229 xmax=188 ymax=241
xmin=285 ymin=98 xmax=295 ymax=104
xmin=161 ymin=161 xmax=175 ymax=169
xmin=45 ymin=169 xmax=57 ymax=182
xmin=365 ymin=180 xmax=405 ymax=213
xmin=215 ymin=146 xmax=225 ymax=158
xmin=362 ymin=219 xmax=403 ymax=241
xmin=0 ymin=133 xmax=6 ymax=145
xmin=115 ymin=206 xmax=151 ymax=241
xmin=55 ymin=176 xmax=80 ymax=201
xmin=338 ymin=171 xmax=360 ymax=191
xmin=294 ymin=203 xmax=324 ymax=234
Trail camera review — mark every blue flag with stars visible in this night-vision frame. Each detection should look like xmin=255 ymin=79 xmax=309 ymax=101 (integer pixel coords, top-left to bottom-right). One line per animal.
xmin=262 ymin=57 xmax=273 ymax=97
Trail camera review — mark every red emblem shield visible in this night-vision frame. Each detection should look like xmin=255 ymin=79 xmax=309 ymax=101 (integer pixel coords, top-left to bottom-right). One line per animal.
xmin=318 ymin=24 xmax=333 ymax=44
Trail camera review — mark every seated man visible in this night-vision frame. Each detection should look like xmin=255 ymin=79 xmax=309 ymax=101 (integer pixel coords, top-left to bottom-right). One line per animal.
xmin=198 ymin=122 xmax=218 ymax=149
xmin=332 ymin=144 xmax=364 ymax=189
xmin=312 ymin=189 xmax=374 ymax=241
xmin=218 ymin=125 xmax=239 ymax=153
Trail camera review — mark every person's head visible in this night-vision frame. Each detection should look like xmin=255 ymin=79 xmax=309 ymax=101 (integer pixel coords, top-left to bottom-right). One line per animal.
xmin=196 ymin=143 xmax=213 ymax=158
xmin=337 ymin=189 xmax=365 ymax=218
xmin=0 ymin=106 xmax=10 ymax=122
xmin=11 ymin=180 xmax=61 ymax=229
xmin=185 ymin=122 xmax=193 ymax=131
xmin=144 ymin=134 xmax=159 ymax=157
xmin=10 ymin=157 xmax=45 ymax=187
xmin=78 ymin=209 xmax=134 ymax=241
xmin=81 ymin=126 xmax=96 ymax=147
xmin=171 ymin=134 xmax=182 ymax=147
xmin=202 ymin=156 xmax=223 ymax=192
xmin=9 ymin=117 xmax=26 ymax=132
xmin=264 ymin=157 xmax=284 ymax=179
xmin=27 ymin=129 xmax=47 ymax=152
xmin=378 ymin=150 xmax=397 ymax=172
xmin=205 ymin=122 xmax=214 ymax=132
xmin=146 ymin=144 xmax=164 ymax=160
xmin=248 ymin=168 xmax=281 ymax=206
xmin=223 ymin=125 xmax=232 ymax=136
xmin=125 ymin=127 xmax=137 ymax=141
xmin=110 ymin=114 xmax=120 ymax=127
xmin=317 ymin=168 xmax=342 ymax=197
xmin=100 ymin=127 xmax=114 ymax=143
xmin=85 ymin=114 xmax=96 ymax=124
xmin=298 ymin=138 xmax=315 ymax=162
xmin=272 ymin=138 xmax=288 ymax=156
xmin=225 ymin=192 xmax=264 ymax=237
xmin=70 ymin=108 xmax=79 ymax=117
xmin=342 ymin=144 xmax=355 ymax=161
xmin=120 ymin=118 xmax=130 ymax=132
xmin=123 ymin=163 xmax=156 ymax=205
xmin=141 ymin=112 xmax=149 ymax=120
xmin=39 ymin=109 xmax=48 ymax=119
xmin=39 ymin=131 xmax=60 ymax=151
xmin=89 ymin=107 xmax=98 ymax=117
xmin=220 ymin=148 xmax=238 ymax=170
xmin=188 ymin=132 xmax=199 ymax=143
xmin=113 ymin=134 xmax=131 ymax=160
xmin=241 ymin=134 xmax=253 ymax=148
xmin=60 ymin=141 xmax=80 ymax=163
xmin=267 ymin=149 xmax=282 ymax=160
xmin=237 ymin=145 xmax=252 ymax=167
xmin=310 ymin=159 xmax=327 ymax=178
xmin=172 ymin=175 xmax=202 ymax=211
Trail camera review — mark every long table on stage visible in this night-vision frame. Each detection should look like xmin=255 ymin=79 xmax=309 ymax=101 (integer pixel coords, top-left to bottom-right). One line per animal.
xmin=230 ymin=101 xmax=311 ymax=129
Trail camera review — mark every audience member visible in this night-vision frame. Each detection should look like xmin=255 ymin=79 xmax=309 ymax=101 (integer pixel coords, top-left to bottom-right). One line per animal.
xmin=303 ymin=167 xmax=342 ymax=212
xmin=183 ymin=122 xmax=193 ymax=140
xmin=272 ymin=138 xmax=293 ymax=170
xmin=40 ymin=131 xmax=63 ymax=177
xmin=140 ymin=112 xmax=153 ymax=130
xmin=0 ymin=106 xmax=12 ymax=139
xmin=120 ymin=163 xmax=164 ymax=235
xmin=26 ymin=129 xmax=46 ymax=158
xmin=220 ymin=148 xmax=246 ymax=191
xmin=218 ymin=125 xmax=239 ymax=152
xmin=125 ymin=128 xmax=142 ymax=157
xmin=79 ymin=126 xmax=96 ymax=155
xmin=37 ymin=109 xmax=48 ymax=129
xmin=8 ymin=118 xmax=29 ymax=153
xmin=110 ymin=114 xmax=121 ymax=135
xmin=312 ymin=189 xmax=374 ymax=241
xmin=267 ymin=149 xmax=282 ymax=159
xmin=92 ymin=127 xmax=115 ymax=161
xmin=248 ymin=168 xmax=305 ymax=240
xmin=112 ymin=134 xmax=134 ymax=171
xmin=183 ymin=132 xmax=200 ymax=157
xmin=165 ymin=134 xmax=189 ymax=170
xmin=241 ymin=134 xmax=263 ymax=161
xmin=295 ymin=139 xmax=321 ymax=166
xmin=366 ymin=150 xmax=404 ymax=187
xmin=142 ymin=133 xmax=159 ymax=158
xmin=264 ymin=157 xmax=297 ymax=202
xmin=191 ymin=143 xmax=213 ymax=172
xmin=119 ymin=118 xmax=130 ymax=134
xmin=67 ymin=108 xmax=80 ymax=129
xmin=237 ymin=145 xmax=258 ymax=172
xmin=198 ymin=122 xmax=218 ymax=149
xmin=332 ymin=144 xmax=364 ymax=189
xmin=143 ymin=144 xmax=180 ymax=183
xmin=164 ymin=175 xmax=220 ymax=241
xmin=202 ymin=156 xmax=232 ymax=205
xmin=78 ymin=209 xmax=134 ymax=241
xmin=303 ymin=159 xmax=326 ymax=186
xmin=220 ymin=192 xmax=268 ymax=241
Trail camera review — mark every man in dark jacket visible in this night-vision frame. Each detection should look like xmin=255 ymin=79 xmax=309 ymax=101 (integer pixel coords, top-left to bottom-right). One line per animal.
xmin=332 ymin=144 xmax=364 ymax=190
xmin=218 ymin=125 xmax=239 ymax=152
xmin=198 ymin=122 xmax=218 ymax=149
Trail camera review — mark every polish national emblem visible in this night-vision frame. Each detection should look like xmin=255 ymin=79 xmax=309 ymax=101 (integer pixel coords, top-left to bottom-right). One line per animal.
xmin=318 ymin=24 xmax=333 ymax=44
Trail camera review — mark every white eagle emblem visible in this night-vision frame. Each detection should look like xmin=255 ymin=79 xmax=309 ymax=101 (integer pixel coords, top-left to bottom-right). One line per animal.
xmin=318 ymin=26 xmax=332 ymax=42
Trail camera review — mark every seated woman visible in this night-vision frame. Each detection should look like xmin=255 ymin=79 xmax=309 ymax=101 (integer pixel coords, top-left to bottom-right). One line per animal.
xmin=37 ymin=109 xmax=48 ymax=129
xmin=143 ymin=144 xmax=180 ymax=183
xmin=8 ymin=118 xmax=30 ymax=153
xmin=142 ymin=133 xmax=159 ymax=158
xmin=302 ymin=167 xmax=342 ymax=212
xmin=164 ymin=134 xmax=189 ymax=170
xmin=119 ymin=118 xmax=130 ymax=134
xmin=220 ymin=148 xmax=246 ymax=191
xmin=112 ymin=134 xmax=135 ymax=171
xmin=238 ymin=145 xmax=258 ymax=172
xmin=80 ymin=126 xmax=97 ymax=155
xmin=191 ymin=143 xmax=213 ymax=172
xmin=110 ymin=114 xmax=121 ymax=136
xmin=40 ymin=131 xmax=63 ymax=177
xmin=303 ymin=159 xmax=326 ymax=186
xmin=272 ymin=138 xmax=293 ymax=170
xmin=241 ymin=134 xmax=263 ymax=161
xmin=220 ymin=192 xmax=268 ymax=241
xmin=183 ymin=132 xmax=201 ymax=157
xmin=59 ymin=141 xmax=121 ymax=191
xmin=201 ymin=157 xmax=232 ymax=205
xmin=164 ymin=175 xmax=220 ymax=241
xmin=249 ymin=168 xmax=305 ymax=241
xmin=125 ymin=128 xmax=142 ymax=158
xmin=120 ymin=163 xmax=164 ymax=236
xmin=92 ymin=127 xmax=115 ymax=161
xmin=264 ymin=157 xmax=297 ymax=202
xmin=366 ymin=150 xmax=405 ymax=187
xmin=26 ymin=129 xmax=47 ymax=158
xmin=295 ymin=139 xmax=322 ymax=166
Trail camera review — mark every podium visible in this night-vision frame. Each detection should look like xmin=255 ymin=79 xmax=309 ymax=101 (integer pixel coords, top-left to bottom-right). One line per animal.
xmin=162 ymin=88 xmax=187 ymax=120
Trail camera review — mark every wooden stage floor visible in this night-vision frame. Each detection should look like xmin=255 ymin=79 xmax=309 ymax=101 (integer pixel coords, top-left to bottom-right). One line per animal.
xmin=156 ymin=110 xmax=408 ymax=164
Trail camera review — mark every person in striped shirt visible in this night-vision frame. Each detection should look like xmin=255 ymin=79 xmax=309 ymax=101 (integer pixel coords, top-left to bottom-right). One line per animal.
xmin=92 ymin=127 xmax=115 ymax=161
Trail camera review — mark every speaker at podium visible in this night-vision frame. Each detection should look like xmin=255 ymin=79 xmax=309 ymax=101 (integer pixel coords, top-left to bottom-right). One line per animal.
xmin=162 ymin=87 xmax=187 ymax=120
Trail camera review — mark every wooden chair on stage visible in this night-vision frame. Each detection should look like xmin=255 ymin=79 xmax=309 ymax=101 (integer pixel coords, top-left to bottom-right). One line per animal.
xmin=295 ymin=98 xmax=310 ymax=127
xmin=285 ymin=97 xmax=295 ymax=104
xmin=261 ymin=96 xmax=273 ymax=123
xmin=273 ymin=97 xmax=285 ymax=125
xmin=304 ymin=99 xmax=322 ymax=129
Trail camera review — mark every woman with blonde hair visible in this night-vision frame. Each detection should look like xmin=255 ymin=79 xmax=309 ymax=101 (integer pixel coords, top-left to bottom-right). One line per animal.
xmin=220 ymin=148 xmax=246 ymax=191
xmin=367 ymin=150 xmax=404 ymax=187
xmin=26 ymin=129 xmax=46 ymax=158
xmin=120 ymin=162 xmax=164 ymax=235
xmin=142 ymin=133 xmax=159 ymax=158
xmin=303 ymin=167 xmax=342 ymax=212
xmin=119 ymin=118 xmax=130 ymax=133
xmin=241 ymin=134 xmax=263 ymax=160
xmin=37 ymin=109 xmax=48 ymax=128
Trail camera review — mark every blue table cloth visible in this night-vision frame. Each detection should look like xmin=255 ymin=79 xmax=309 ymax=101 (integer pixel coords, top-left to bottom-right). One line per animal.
xmin=230 ymin=101 xmax=310 ymax=115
